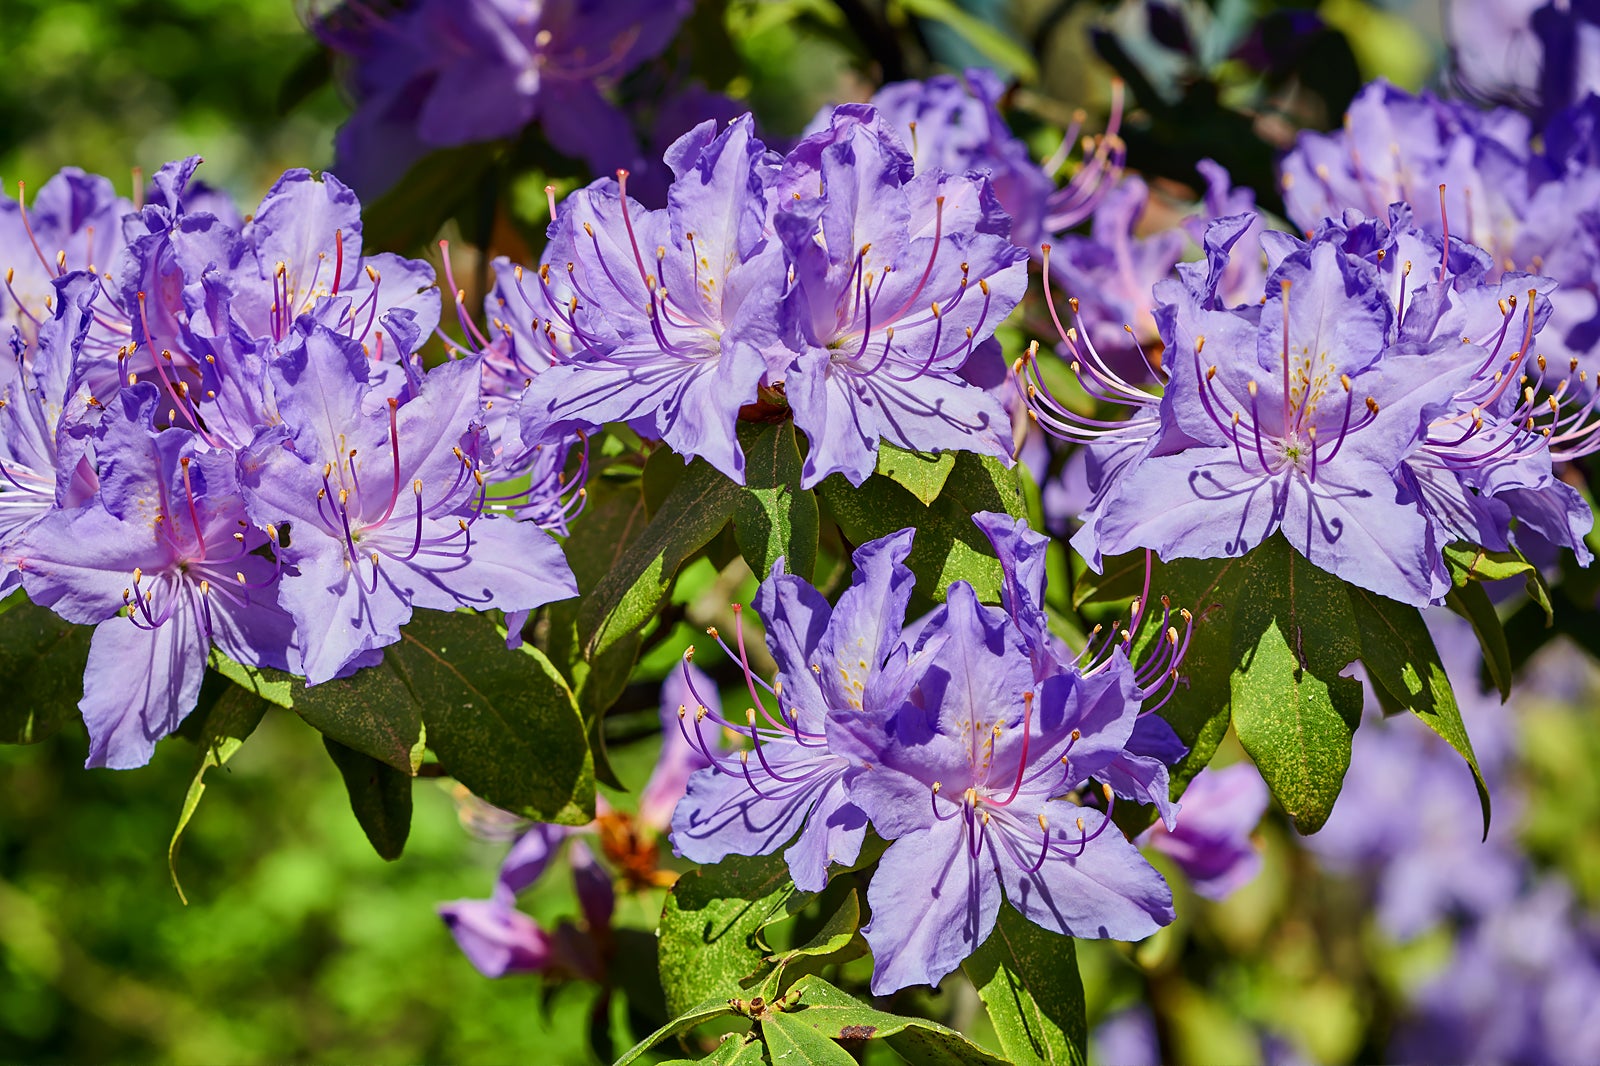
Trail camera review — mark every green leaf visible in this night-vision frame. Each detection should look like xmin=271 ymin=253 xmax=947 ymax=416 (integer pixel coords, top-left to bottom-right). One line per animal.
xmin=322 ymin=735 xmax=413 ymax=860
xmin=657 ymin=853 xmax=800 ymax=1017
xmin=895 ymin=0 xmax=1039 ymax=80
xmin=1071 ymin=550 xmax=1154 ymax=611
xmin=612 ymin=997 xmax=741 ymax=1066
xmin=776 ymin=976 xmax=1009 ymax=1066
xmin=578 ymin=456 xmax=740 ymax=661
xmin=168 ymin=685 xmax=268 ymax=903
xmin=1346 ymin=586 xmax=1490 ymax=835
xmin=963 ymin=907 xmax=1087 ymax=1066
xmin=659 ymin=1034 xmax=768 ymax=1066
xmin=762 ymin=1011 xmax=859 ymax=1065
xmin=0 ymin=594 xmax=93 ymax=745
xmin=817 ymin=452 xmax=1025 ymax=608
xmin=207 ymin=648 xmax=294 ymax=708
xmin=783 ymin=889 xmax=860 ymax=961
xmin=1445 ymin=578 xmax=1513 ymax=701
xmin=296 ymin=610 xmax=592 ymax=821
xmin=1229 ymin=536 xmax=1363 ymax=833
xmin=876 ymin=444 xmax=957 ymax=505
xmin=734 ymin=421 xmax=819 ymax=582
xmin=1444 ymin=541 xmax=1552 ymax=624
xmin=293 ymin=655 xmax=424 ymax=774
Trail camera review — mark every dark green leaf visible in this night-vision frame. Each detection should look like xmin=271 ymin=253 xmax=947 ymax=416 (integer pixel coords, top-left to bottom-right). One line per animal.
xmin=168 ymin=685 xmax=268 ymax=903
xmin=896 ymin=0 xmax=1039 ymax=79
xmin=783 ymin=889 xmax=860 ymax=961
xmin=777 ymin=976 xmax=1009 ymax=1066
xmin=322 ymin=735 xmax=413 ymax=861
xmin=296 ymin=611 xmax=591 ymax=820
xmin=360 ymin=142 xmax=500 ymax=251
xmin=734 ymin=421 xmax=819 ymax=582
xmin=1445 ymin=579 xmax=1512 ymax=701
xmin=406 ymin=611 xmax=592 ymax=824
xmin=657 ymin=853 xmax=800 ymax=1017
xmin=876 ymin=444 xmax=957 ymax=505
xmin=578 ymin=456 xmax=740 ymax=661
xmin=963 ymin=906 xmax=1087 ymax=1066
xmin=1229 ymin=536 xmax=1363 ymax=834
xmin=817 ymin=452 xmax=1024 ymax=608
xmin=762 ymin=1011 xmax=858 ymax=1065
xmin=0 ymin=594 xmax=93 ymax=745
xmin=1346 ymin=586 xmax=1490 ymax=834
xmin=293 ymin=652 xmax=425 ymax=774
xmin=1071 ymin=550 xmax=1155 ymax=611
xmin=659 ymin=1034 xmax=768 ymax=1066
xmin=612 ymin=997 xmax=742 ymax=1066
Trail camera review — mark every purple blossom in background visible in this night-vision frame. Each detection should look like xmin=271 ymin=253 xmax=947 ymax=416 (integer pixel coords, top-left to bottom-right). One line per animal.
xmin=1139 ymin=763 xmax=1269 ymax=901
xmin=312 ymin=0 xmax=691 ymax=199
xmin=775 ymin=106 xmax=1027 ymax=486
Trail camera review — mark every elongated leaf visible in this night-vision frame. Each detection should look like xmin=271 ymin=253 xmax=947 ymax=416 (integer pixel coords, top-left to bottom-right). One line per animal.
xmin=293 ymin=656 xmax=424 ymax=774
xmin=657 ymin=853 xmax=800 ymax=1017
xmin=612 ymin=997 xmax=741 ymax=1066
xmin=1346 ymin=585 xmax=1490 ymax=834
xmin=876 ymin=444 xmax=957 ymax=505
xmin=1229 ymin=536 xmax=1362 ymax=833
xmin=784 ymin=889 xmax=861 ymax=961
xmin=208 ymin=648 xmax=294 ymax=708
xmin=0 ymin=594 xmax=93 ymax=745
xmin=778 ymin=976 xmax=1010 ymax=1066
xmin=735 ymin=421 xmax=819 ymax=582
xmin=578 ymin=456 xmax=740 ymax=661
xmin=964 ymin=907 xmax=1087 ymax=1066
xmin=168 ymin=685 xmax=268 ymax=903
xmin=323 ymin=735 xmax=413 ymax=860
xmin=659 ymin=1034 xmax=767 ymax=1066
xmin=1445 ymin=576 xmax=1513 ymax=700
xmin=763 ymin=1011 xmax=859 ymax=1065
xmin=1444 ymin=541 xmax=1551 ymax=622
xmin=896 ymin=0 xmax=1039 ymax=79
xmin=296 ymin=610 xmax=591 ymax=821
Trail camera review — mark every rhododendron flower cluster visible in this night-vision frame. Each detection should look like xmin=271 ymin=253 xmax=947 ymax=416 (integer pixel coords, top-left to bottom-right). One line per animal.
xmin=668 ymin=515 xmax=1192 ymax=992
xmin=0 ymin=161 xmax=576 ymax=768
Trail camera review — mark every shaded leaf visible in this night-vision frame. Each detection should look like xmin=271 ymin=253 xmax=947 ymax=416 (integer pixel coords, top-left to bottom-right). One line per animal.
xmin=322 ymin=735 xmax=413 ymax=860
xmin=735 ymin=421 xmax=819 ymax=582
xmin=1445 ymin=577 xmax=1513 ymax=701
xmin=897 ymin=0 xmax=1039 ymax=79
xmin=0 ymin=594 xmax=93 ymax=745
xmin=657 ymin=853 xmax=801 ymax=1017
xmin=1346 ymin=585 xmax=1490 ymax=835
xmin=168 ymin=685 xmax=268 ymax=903
xmin=964 ymin=906 xmax=1087 ymax=1066
xmin=578 ymin=456 xmax=740 ymax=661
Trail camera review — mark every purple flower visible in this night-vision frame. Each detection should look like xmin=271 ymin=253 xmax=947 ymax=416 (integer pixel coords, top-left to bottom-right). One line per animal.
xmin=9 ymin=386 xmax=296 ymax=768
xmin=516 ymin=115 xmax=786 ymax=483
xmin=0 ymin=272 xmax=103 ymax=594
xmin=239 ymin=320 xmax=576 ymax=684
xmin=0 ymin=169 xmax=132 ymax=358
xmin=1139 ymin=763 xmax=1268 ymax=901
xmin=669 ymin=531 xmax=917 ymax=891
xmin=1077 ymin=227 xmax=1480 ymax=605
xmin=315 ymin=0 xmax=691 ymax=198
xmin=774 ymin=106 xmax=1027 ymax=486
xmin=830 ymin=581 xmax=1173 ymax=993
